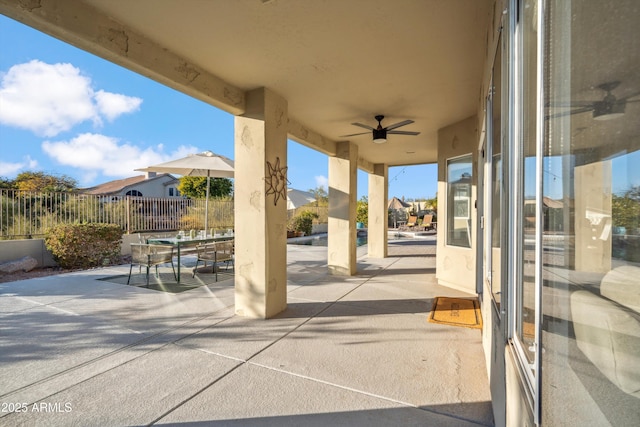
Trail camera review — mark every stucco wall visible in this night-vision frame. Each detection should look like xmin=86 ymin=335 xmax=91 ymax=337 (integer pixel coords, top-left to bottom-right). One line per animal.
xmin=0 ymin=239 xmax=57 ymax=268
xmin=436 ymin=115 xmax=478 ymax=294
xmin=0 ymin=234 xmax=140 ymax=268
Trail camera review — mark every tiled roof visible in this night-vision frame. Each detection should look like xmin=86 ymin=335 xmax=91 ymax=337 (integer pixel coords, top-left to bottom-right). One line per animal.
xmin=81 ymin=174 xmax=176 ymax=195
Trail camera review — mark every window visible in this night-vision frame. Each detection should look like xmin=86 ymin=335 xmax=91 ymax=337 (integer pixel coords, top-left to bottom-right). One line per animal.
xmin=125 ymin=190 xmax=142 ymax=197
xmin=514 ymin=0 xmax=538 ymax=381
xmin=169 ymin=188 xmax=174 ymax=197
xmin=539 ymin=1 xmax=640 ymax=425
xmin=447 ymin=155 xmax=472 ymax=247
xmin=490 ymin=30 xmax=504 ymax=308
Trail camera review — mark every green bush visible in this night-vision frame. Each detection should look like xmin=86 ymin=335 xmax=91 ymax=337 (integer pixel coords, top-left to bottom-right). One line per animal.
xmin=45 ymin=223 xmax=123 ymax=269
xmin=288 ymin=210 xmax=318 ymax=236
xmin=356 ymin=196 xmax=368 ymax=225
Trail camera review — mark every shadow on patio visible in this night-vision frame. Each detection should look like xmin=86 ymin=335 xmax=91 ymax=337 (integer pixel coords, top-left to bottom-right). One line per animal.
xmin=0 ymin=238 xmax=493 ymax=426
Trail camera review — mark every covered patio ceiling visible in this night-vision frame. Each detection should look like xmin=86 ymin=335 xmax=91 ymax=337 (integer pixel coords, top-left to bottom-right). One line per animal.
xmin=0 ymin=0 xmax=492 ymax=170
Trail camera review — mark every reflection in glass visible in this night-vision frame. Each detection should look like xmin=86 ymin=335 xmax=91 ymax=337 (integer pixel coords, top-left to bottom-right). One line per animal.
xmin=490 ymin=30 xmax=504 ymax=308
xmin=516 ymin=0 xmax=538 ymax=367
xmin=447 ymin=155 xmax=472 ymax=248
xmin=541 ymin=1 xmax=640 ymax=425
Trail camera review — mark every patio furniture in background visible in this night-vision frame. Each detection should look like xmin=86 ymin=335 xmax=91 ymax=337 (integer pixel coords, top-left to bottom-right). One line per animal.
xmin=127 ymin=243 xmax=176 ymax=287
xmin=192 ymin=240 xmax=234 ymax=281
xmin=405 ymin=215 xmax=418 ymax=230
xmin=422 ymin=214 xmax=434 ymax=231
xmin=147 ymin=234 xmax=234 ymax=283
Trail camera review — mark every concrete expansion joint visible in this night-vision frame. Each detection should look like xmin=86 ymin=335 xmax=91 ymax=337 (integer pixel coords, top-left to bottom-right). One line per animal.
xmin=152 ymin=312 xmax=334 ymax=424
xmin=0 ymin=306 xmax=235 ymax=401
xmin=245 ymin=361 xmax=491 ymax=427
xmin=248 ymin=360 xmax=418 ymax=408
xmin=149 ymin=360 xmax=246 ymax=426
xmin=12 ymin=295 xmax=80 ymax=316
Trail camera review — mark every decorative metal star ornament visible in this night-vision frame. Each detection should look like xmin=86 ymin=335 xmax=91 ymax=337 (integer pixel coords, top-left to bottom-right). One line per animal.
xmin=265 ymin=157 xmax=289 ymax=206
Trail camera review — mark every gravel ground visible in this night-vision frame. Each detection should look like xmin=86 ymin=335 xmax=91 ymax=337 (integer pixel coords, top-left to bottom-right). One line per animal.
xmin=0 ymin=266 xmax=73 ymax=283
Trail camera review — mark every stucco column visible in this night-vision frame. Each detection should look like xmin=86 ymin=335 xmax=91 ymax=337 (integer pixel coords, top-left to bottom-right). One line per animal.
xmin=368 ymin=164 xmax=388 ymax=258
xmin=574 ymin=160 xmax=612 ymax=273
xmin=234 ymin=88 xmax=288 ymax=318
xmin=328 ymin=141 xmax=358 ymax=275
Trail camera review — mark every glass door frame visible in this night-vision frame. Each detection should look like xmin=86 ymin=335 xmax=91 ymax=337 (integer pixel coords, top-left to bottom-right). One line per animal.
xmin=507 ymin=0 xmax=544 ymax=423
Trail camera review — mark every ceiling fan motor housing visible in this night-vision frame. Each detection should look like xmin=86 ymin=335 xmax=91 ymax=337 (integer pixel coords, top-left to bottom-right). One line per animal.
xmin=373 ymin=128 xmax=387 ymax=143
xmin=593 ymin=98 xmax=625 ymax=120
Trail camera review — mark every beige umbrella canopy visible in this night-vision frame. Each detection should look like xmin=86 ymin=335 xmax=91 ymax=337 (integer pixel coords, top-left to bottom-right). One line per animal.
xmin=136 ymin=151 xmax=234 ymax=231
xmin=388 ymin=196 xmax=411 ymax=210
xmin=388 ymin=196 xmax=411 ymax=228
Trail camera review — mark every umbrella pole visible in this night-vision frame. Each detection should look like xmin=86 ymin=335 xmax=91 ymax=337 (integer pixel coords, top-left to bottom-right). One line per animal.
xmin=205 ymin=173 xmax=210 ymax=233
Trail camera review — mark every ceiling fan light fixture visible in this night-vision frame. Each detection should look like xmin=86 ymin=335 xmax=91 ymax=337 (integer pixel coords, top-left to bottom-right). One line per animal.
xmin=373 ymin=128 xmax=387 ymax=143
xmin=593 ymin=99 xmax=625 ymax=121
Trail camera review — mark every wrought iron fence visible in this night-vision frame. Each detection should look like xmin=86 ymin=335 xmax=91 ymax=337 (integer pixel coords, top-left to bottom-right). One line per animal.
xmin=0 ymin=189 xmax=234 ymax=239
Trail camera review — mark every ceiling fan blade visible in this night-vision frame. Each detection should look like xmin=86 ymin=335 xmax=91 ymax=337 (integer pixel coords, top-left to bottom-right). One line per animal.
xmin=545 ymin=106 xmax=593 ymax=120
xmin=385 ymin=119 xmax=414 ymax=130
xmin=546 ymin=101 xmax=596 ymax=108
xmin=621 ymin=90 xmax=640 ymax=101
xmin=387 ymin=130 xmax=420 ymax=135
xmin=340 ymin=131 xmax=370 ymax=137
xmin=351 ymin=122 xmax=375 ymax=131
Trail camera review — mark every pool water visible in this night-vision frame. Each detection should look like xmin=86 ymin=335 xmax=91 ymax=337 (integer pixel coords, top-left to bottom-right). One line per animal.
xmin=288 ymin=233 xmax=413 ymax=247
xmin=288 ymin=235 xmax=367 ymax=247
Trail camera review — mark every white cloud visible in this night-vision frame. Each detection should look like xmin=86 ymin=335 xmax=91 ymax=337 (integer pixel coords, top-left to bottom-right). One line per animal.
xmin=0 ymin=156 xmax=38 ymax=177
xmin=0 ymin=60 xmax=142 ymax=137
xmin=42 ymin=133 xmax=199 ymax=182
xmin=94 ymin=90 xmax=142 ymax=121
xmin=315 ymin=175 xmax=328 ymax=189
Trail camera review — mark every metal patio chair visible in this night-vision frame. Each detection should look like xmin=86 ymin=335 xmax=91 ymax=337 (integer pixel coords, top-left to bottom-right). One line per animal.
xmin=127 ymin=243 xmax=176 ymax=287
xmin=192 ymin=240 xmax=234 ymax=281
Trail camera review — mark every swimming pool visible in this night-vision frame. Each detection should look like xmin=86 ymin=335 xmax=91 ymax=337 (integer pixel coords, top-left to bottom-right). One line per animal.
xmin=288 ymin=235 xmax=367 ymax=247
xmin=287 ymin=233 xmax=414 ymax=247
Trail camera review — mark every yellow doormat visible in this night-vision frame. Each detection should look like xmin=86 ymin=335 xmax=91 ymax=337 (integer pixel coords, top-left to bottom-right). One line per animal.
xmin=428 ymin=297 xmax=482 ymax=329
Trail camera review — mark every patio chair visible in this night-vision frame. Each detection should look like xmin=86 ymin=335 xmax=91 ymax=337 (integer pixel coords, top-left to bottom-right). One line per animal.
xmin=421 ymin=214 xmax=434 ymax=231
xmin=192 ymin=240 xmax=234 ymax=281
xmin=127 ymin=243 xmax=176 ymax=287
xmin=405 ymin=215 xmax=418 ymax=230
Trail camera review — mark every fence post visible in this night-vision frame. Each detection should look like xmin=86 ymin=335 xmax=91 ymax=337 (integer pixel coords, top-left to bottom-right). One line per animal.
xmin=126 ymin=196 xmax=131 ymax=234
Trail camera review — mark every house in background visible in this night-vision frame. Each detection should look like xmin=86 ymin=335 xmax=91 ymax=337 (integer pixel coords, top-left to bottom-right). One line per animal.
xmin=81 ymin=172 xmax=181 ymax=198
xmin=4 ymin=1 xmax=638 ymax=425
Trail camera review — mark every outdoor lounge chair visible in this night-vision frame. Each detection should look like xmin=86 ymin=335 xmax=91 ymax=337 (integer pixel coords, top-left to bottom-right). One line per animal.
xmin=405 ymin=215 xmax=418 ymax=230
xmin=421 ymin=214 xmax=434 ymax=231
xmin=192 ymin=240 xmax=234 ymax=281
xmin=127 ymin=243 xmax=176 ymax=287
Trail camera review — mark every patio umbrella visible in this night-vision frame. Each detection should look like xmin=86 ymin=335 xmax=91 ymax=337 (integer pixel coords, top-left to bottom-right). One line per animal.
xmin=388 ymin=197 xmax=411 ymax=228
xmin=388 ymin=196 xmax=411 ymax=210
xmin=286 ymin=188 xmax=316 ymax=210
xmin=136 ymin=151 xmax=234 ymax=231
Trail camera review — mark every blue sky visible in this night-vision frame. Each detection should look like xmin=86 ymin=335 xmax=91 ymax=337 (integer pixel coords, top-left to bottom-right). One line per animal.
xmin=0 ymin=15 xmax=437 ymax=200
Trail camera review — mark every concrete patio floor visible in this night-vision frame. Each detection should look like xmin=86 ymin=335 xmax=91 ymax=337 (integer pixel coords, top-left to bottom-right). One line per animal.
xmin=0 ymin=236 xmax=493 ymax=426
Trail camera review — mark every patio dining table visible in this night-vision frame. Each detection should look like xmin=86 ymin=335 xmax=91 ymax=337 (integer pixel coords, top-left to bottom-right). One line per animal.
xmin=147 ymin=234 xmax=234 ymax=283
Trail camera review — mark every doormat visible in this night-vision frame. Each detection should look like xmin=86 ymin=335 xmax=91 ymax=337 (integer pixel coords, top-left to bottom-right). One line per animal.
xmin=428 ymin=297 xmax=482 ymax=329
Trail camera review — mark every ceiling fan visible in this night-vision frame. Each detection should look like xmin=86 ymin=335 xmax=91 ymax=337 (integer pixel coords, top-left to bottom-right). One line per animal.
xmin=546 ymin=81 xmax=640 ymax=121
xmin=341 ymin=115 xmax=420 ymax=143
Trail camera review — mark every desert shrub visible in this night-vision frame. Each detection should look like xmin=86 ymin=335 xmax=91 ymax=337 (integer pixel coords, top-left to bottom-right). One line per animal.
xmin=178 ymin=199 xmax=234 ymax=231
xmin=288 ymin=210 xmax=318 ymax=236
xmin=356 ymin=196 xmax=368 ymax=225
xmin=45 ymin=223 xmax=122 ymax=269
